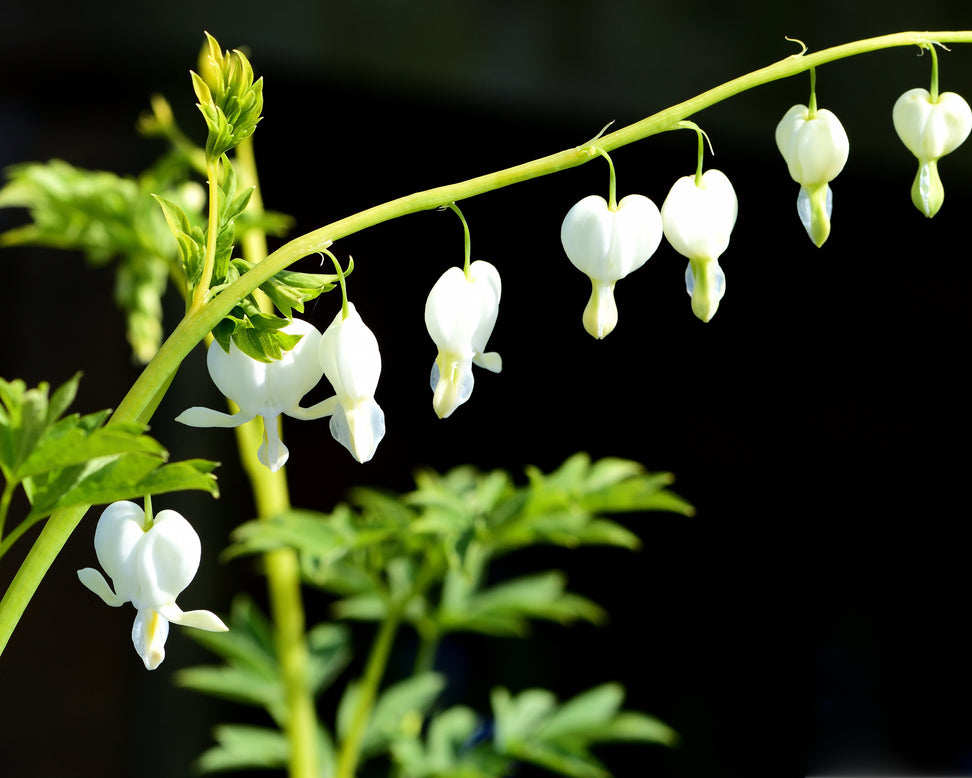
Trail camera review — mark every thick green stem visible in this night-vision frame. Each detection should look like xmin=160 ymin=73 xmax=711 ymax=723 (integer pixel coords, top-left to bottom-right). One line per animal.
xmin=233 ymin=134 xmax=320 ymax=778
xmin=3 ymin=28 xmax=972 ymax=659
xmin=335 ymin=611 xmax=402 ymax=778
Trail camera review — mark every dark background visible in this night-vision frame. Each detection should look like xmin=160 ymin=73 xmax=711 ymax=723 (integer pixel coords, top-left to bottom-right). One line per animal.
xmin=2 ymin=2 xmax=972 ymax=777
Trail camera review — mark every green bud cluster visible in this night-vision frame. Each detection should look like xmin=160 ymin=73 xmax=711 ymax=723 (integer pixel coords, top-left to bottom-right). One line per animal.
xmin=190 ymin=32 xmax=264 ymax=160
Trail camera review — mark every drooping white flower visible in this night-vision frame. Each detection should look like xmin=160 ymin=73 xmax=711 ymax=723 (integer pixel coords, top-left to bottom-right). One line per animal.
xmin=425 ymin=260 xmax=502 ymax=419
xmin=893 ymin=87 xmax=972 ymax=217
xmin=660 ymin=169 xmax=738 ymax=322
xmin=77 ymin=501 xmax=227 ymax=670
xmin=317 ymin=302 xmax=385 ymax=463
xmin=560 ymin=193 xmax=663 ymax=338
xmin=775 ymin=104 xmax=849 ymax=246
xmin=176 ymin=318 xmax=328 ymax=472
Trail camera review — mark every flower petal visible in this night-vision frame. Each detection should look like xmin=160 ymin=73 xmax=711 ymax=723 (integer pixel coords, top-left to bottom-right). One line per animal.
xmin=93 ymin=501 xmax=147 ymax=602
xmin=175 ymin=407 xmax=254 ymax=429
xmin=158 ymin=602 xmax=228 ymax=632
xmin=329 ymin=398 xmax=386 ymax=463
xmin=77 ymin=568 xmax=126 ymax=607
xmin=257 ymin=413 xmax=289 ymax=472
xmin=132 ymin=509 xmax=201 ymax=611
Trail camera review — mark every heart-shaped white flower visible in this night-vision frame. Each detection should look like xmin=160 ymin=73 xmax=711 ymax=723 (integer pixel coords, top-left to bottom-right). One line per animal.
xmin=318 ymin=302 xmax=385 ymax=463
xmin=425 ymin=260 xmax=502 ymax=419
xmin=176 ymin=318 xmax=329 ymax=472
xmin=661 ymin=169 xmax=738 ymax=322
xmin=77 ymin=501 xmax=227 ymax=670
xmin=893 ymin=87 xmax=972 ymax=217
xmin=560 ymin=193 xmax=663 ymax=338
xmin=775 ymin=104 xmax=849 ymax=246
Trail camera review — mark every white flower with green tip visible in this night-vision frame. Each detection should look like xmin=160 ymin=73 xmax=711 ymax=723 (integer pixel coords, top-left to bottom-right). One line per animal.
xmin=661 ymin=169 xmax=738 ymax=322
xmin=317 ymin=302 xmax=385 ymax=463
xmin=893 ymin=87 xmax=972 ymax=217
xmin=425 ymin=260 xmax=502 ymax=419
xmin=560 ymin=193 xmax=663 ymax=338
xmin=775 ymin=103 xmax=849 ymax=246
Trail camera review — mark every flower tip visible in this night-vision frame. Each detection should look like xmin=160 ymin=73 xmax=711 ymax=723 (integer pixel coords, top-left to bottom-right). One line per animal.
xmin=582 ymin=280 xmax=618 ymax=339
xmin=797 ymin=185 xmax=833 ymax=247
xmin=430 ymin=357 xmax=474 ymax=419
xmin=912 ymin=160 xmax=945 ymax=217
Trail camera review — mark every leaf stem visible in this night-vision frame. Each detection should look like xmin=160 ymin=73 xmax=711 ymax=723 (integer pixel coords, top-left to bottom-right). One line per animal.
xmin=0 ymin=478 xmax=15 ymax=542
xmin=190 ymin=156 xmax=221 ymax=311
xmin=335 ymin=610 xmax=402 ymax=778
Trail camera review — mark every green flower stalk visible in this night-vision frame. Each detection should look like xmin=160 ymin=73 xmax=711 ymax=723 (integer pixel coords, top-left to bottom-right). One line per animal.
xmin=775 ymin=69 xmax=850 ymax=246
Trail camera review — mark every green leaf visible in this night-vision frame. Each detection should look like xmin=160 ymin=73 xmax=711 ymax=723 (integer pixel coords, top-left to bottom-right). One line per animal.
xmin=176 ymin=664 xmax=283 ymax=712
xmin=306 ymin=623 xmax=352 ymax=698
xmin=18 ymin=421 xmax=165 ymax=478
xmin=232 ymin=257 xmax=341 ymax=320
xmin=492 ymin=684 xmax=678 ymax=778
xmin=23 ymin=454 xmax=218 ymax=521
xmin=0 ymin=377 xmax=56 ymax=477
xmin=194 ymin=724 xmax=289 ymax=773
xmin=538 ymin=684 xmax=624 ymax=741
xmin=227 ymin=509 xmax=351 ymax=559
xmin=338 ymin=672 xmax=446 ymax=758
xmin=442 ymin=571 xmax=605 ymax=637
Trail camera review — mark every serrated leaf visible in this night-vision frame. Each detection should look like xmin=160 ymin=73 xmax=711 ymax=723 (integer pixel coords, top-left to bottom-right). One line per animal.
xmin=24 ymin=453 xmax=218 ymax=520
xmin=360 ymin=672 xmax=446 ymax=756
xmin=195 ymin=724 xmax=289 ymax=773
xmin=187 ymin=597 xmax=278 ymax=677
xmin=175 ymin=665 xmax=283 ymax=712
xmin=443 ymin=571 xmax=605 ymax=636
xmin=18 ymin=422 xmax=165 ymax=478
xmin=0 ymin=377 xmax=53 ymax=476
xmin=539 ymin=684 xmax=624 ymax=741
xmin=307 ymin=623 xmax=352 ymax=697
xmin=492 ymin=687 xmax=556 ymax=749
xmin=227 ymin=509 xmax=349 ymax=559
xmin=584 ymin=711 xmax=678 ymax=746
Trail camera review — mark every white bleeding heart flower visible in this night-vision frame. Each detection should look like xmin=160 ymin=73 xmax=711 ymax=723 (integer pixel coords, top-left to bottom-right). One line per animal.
xmin=317 ymin=302 xmax=385 ymax=463
xmin=893 ymin=87 xmax=972 ymax=217
xmin=77 ymin=501 xmax=227 ymax=670
xmin=560 ymin=193 xmax=663 ymax=338
xmin=176 ymin=318 xmax=328 ymax=472
xmin=775 ymin=104 xmax=849 ymax=246
xmin=661 ymin=169 xmax=738 ymax=322
xmin=425 ymin=260 xmax=502 ymax=419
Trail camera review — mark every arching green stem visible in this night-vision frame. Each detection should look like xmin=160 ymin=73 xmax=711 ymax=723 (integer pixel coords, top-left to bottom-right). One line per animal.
xmin=4 ymin=29 xmax=972 ymax=659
